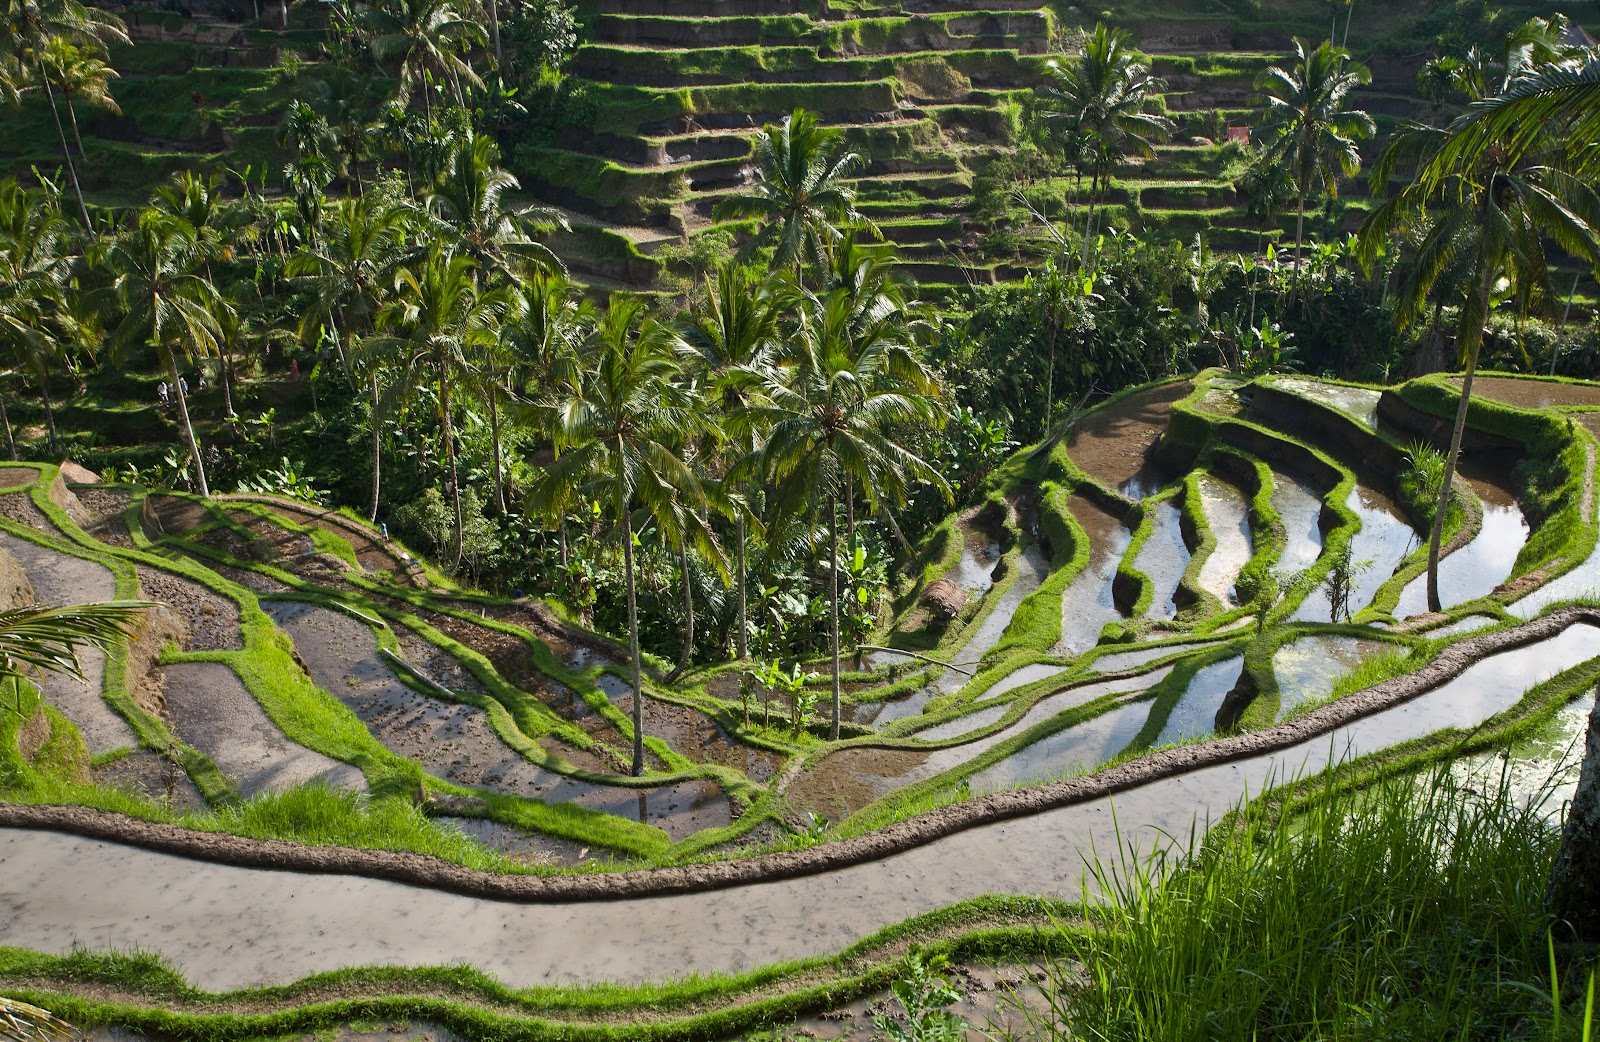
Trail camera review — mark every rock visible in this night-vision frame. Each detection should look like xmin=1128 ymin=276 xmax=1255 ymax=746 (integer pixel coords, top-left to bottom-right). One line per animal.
xmin=57 ymin=460 xmax=101 ymax=485
xmin=920 ymin=577 xmax=968 ymax=620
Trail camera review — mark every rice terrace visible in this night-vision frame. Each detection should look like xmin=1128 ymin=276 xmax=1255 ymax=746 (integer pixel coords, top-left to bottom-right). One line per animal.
xmin=2 ymin=0 xmax=1600 ymax=1037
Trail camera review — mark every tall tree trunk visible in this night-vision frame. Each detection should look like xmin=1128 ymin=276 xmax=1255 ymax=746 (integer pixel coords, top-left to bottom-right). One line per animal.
xmin=165 ymin=347 xmax=210 ymax=497
xmin=441 ymin=368 xmax=463 ymax=570
xmin=1547 ymin=682 xmax=1600 ymax=940
xmin=1043 ymin=310 xmax=1059 ymax=436
xmin=38 ymin=371 xmax=58 ymax=450
xmin=488 ymin=0 xmax=502 ymax=70
xmin=368 ymin=369 xmax=382 ymax=522
xmin=735 ymin=512 xmax=748 ymax=660
xmin=487 ymin=378 xmax=506 ymax=515
xmin=65 ymin=93 xmax=88 ymax=161
xmin=828 ymin=489 xmax=841 ymax=741
xmin=1426 ymin=274 xmax=1491 ymax=613
xmin=623 ymin=502 xmax=645 ymax=776
xmin=845 ymin=481 xmax=855 ymax=554
xmin=672 ymin=541 xmax=694 ymax=680
xmin=1293 ymin=192 xmax=1306 ymax=290
xmin=217 ymin=349 xmax=235 ymax=419
xmin=37 ymin=59 xmax=92 ymax=233
xmin=0 ymin=393 xmax=15 ymax=460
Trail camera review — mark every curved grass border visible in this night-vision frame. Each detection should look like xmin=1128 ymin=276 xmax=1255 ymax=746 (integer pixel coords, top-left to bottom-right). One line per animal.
xmin=6 ymin=604 xmax=1596 ymax=901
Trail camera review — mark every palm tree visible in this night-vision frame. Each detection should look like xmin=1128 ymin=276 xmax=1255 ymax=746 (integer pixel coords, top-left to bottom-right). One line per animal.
xmin=288 ymin=195 xmax=417 ymax=517
xmin=427 ymin=130 xmax=565 ymax=285
xmin=0 ymin=178 xmax=79 ymax=454
xmin=674 ymin=264 xmax=779 ymax=662
xmin=0 ymin=0 xmax=127 ymax=231
xmin=530 ymin=297 xmax=715 ymax=775
xmin=39 ymin=36 xmax=117 ymax=162
xmin=755 ymin=286 xmax=949 ymax=740
xmin=2 ymin=599 xmax=148 ymax=714
xmin=371 ymin=247 xmax=506 ymax=567
xmin=713 ymin=108 xmax=874 ymax=280
xmin=1037 ymin=23 xmax=1173 ymax=265
xmin=362 ymin=0 xmax=485 ymax=119
xmin=1253 ymin=40 xmax=1375 ymax=284
xmin=306 ymin=67 xmax=373 ymax=192
xmin=102 ymin=210 xmax=222 ymax=496
xmin=1359 ymin=59 xmax=1600 ymax=613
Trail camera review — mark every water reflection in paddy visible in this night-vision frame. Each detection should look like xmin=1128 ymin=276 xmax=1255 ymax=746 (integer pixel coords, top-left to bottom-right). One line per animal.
xmin=1057 ymin=496 xmax=1133 ymax=654
xmin=1395 ymin=477 xmax=1527 ymax=618
xmin=1272 ymin=470 xmax=1326 ymax=578
xmin=1272 ymin=635 xmax=1390 ymax=721
xmin=1293 ymin=484 xmax=1417 ymax=623
xmin=1150 ymin=656 xmax=1243 ymax=748
xmin=1132 ymin=499 xmax=1190 ymax=619
xmin=1196 ymin=475 xmax=1252 ymax=606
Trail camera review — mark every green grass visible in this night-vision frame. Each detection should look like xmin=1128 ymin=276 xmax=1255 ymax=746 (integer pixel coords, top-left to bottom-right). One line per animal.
xmin=1027 ymin=763 xmax=1593 ymax=1042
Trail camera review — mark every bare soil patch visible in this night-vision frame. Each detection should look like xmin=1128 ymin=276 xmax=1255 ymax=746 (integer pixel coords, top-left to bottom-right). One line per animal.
xmin=158 ymin=660 xmax=366 ymax=797
xmin=599 ymin=674 xmax=786 ymax=782
xmin=0 ymin=489 xmax=53 ymax=532
xmin=1457 ymin=376 xmax=1600 ymax=411
xmin=224 ymin=497 xmax=418 ymax=584
xmin=136 ymin=567 xmax=243 ymax=651
xmin=144 ymin=493 xmax=213 ymax=538
xmin=1065 ymin=381 xmax=1191 ymax=490
xmin=94 ymin=750 xmax=208 ymax=813
xmin=71 ymin=487 xmax=138 ymax=549
xmin=784 ymin=747 xmax=931 ymax=823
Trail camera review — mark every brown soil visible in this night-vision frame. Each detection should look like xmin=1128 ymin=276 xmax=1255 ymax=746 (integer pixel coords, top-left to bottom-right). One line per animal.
xmin=135 ymin=567 xmax=243 ymax=651
xmin=603 ymin=679 xmax=787 ymax=782
xmin=124 ymin=601 xmax=187 ymax=719
xmin=473 ymin=598 xmax=629 ymax=667
xmin=0 ymin=541 xmax=33 ymax=608
xmin=144 ymin=494 xmax=214 ymax=538
xmin=785 ymin=747 xmax=931 ymax=822
xmin=221 ymin=496 xmax=420 ymax=585
xmin=1457 ymin=376 xmax=1600 ymax=411
xmin=0 ymin=464 xmax=42 ymax=488
xmin=1065 ymin=381 xmax=1191 ymax=490
xmin=11 ymin=605 xmax=1594 ymax=902
xmin=93 ymin=750 xmax=208 ymax=813
xmin=0 ymin=489 xmax=54 ymax=532
xmin=16 ymin=705 xmax=50 ymax=760
xmin=1067 ymin=493 xmax=1125 ymax=551
xmin=71 ymin=487 xmax=138 ymax=550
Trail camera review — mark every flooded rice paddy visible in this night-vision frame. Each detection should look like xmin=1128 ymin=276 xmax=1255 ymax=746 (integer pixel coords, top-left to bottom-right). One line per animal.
xmin=1131 ymin=498 xmax=1190 ymax=619
xmin=1394 ymin=476 xmax=1528 ymax=617
xmin=1196 ymin=475 xmax=1252 ymax=606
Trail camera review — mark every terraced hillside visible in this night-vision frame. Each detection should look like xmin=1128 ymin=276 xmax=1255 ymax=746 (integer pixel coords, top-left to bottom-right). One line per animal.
xmin=523 ymin=0 xmax=1056 ymax=295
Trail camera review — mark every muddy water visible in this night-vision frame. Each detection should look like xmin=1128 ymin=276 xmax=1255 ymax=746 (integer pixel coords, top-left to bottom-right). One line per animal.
xmin=945 ymin=538 xmax=1002 ymax=594
xmin=790 ymin=671 xmax=1172 ymax=820
xmin=1064 ymin=381 xmax=1190 ymax=492
xmin=1091 ymin=641 xmax=1209 ymax=674
xmin=1196 ymin=476 xmax=1252 ymax=606
xmin=1056 ymin=497 xmax=1133 ymax=655
xmin=1272 ymin=636 xmax=1390 ymax=720
xmin=1509 ymin=537 xmax=1600 ymax=620
xmin=0 ymin=530 xmax=133 ymax=754
xmin=871 ymin=544 xmax=1052 ymax=726
xmin=1149 ymin=656 xmax=1243 ymax=748
xmin=1430 ymin=615 xmax=1499 ymax=639
xmin=1131 ymin=499 xmax=1190 ymax=619
xmin=159 ymin=661 xmax=366 ymax=797
xmin=265 ymin=601 xmax=730 ymax=839
xmin=1292 ymin=484 xmax=1417 ymax=623
xmin=5 ymin=624 xmax=1596 ymax=990
xmin=1274 ymin=377 xmax=1381 ymax=428
xmin=1395 ymin=477 xmax=1527 ymax=618
xmin=1272 ymin=470 xmax=1326 ymax=578
xmin=594 ymin=672 xmax=784 ymax=783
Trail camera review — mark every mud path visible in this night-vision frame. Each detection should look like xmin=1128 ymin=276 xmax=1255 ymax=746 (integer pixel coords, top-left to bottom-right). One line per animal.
xmin=0 ymin=528 xmax=131 ymax=754
xmin=8 ymin=622 xmax=1595 ymax=991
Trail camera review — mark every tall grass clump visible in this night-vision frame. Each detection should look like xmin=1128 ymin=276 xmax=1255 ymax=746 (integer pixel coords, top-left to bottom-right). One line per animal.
xmin=1020 ymin=766 xmax=1592 ymax=1041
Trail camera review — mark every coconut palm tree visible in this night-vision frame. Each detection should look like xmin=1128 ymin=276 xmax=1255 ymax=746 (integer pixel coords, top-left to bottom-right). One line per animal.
xmin=288 ymin=195 xmax=418 ymax=517
xmin=1360 ymin=57 xmax=1600 ymax=613
xmin=426 ymin=129 xmax=565 ymax=286
xmin=0 ymin=0 xmax=127 ymax=231
xmin=2 ymin=599 xmax=148 ymax=716
xmin=755 ymin=286 xmax=949 ymax=740
xmin=102 ymin=209 xmax=221 ymax=496
xmin=0 ymin=178 xmax=80 ymax=454
xmin=371 ymin=246 xmax=507 ymax=568
xmin=529 ymin=297 xmax=715 ymax=775
xmin=1253 ymin=40 xmax=1375 ymax=284
xmin=1036 ymin=23 xmax=1173 ymax=265
xmin=39 ymin=36 xmax=117 ymax=162
xmin=674 ymin=264 xmax=779 ymax=661
xmin=713 ymin=108 xmax=874 ymax=280
xmin=361 ymin=0 xmax=485 ymax=119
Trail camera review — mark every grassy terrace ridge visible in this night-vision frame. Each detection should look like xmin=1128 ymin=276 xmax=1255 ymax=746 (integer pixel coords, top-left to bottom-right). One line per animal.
xmin=5 ymin=370 xmax=1600 ymax=863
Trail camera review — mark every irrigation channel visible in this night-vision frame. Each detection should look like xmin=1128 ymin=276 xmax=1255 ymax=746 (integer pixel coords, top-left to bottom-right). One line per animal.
xmin=3 ymin=371 xmax=1600 ymax=997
